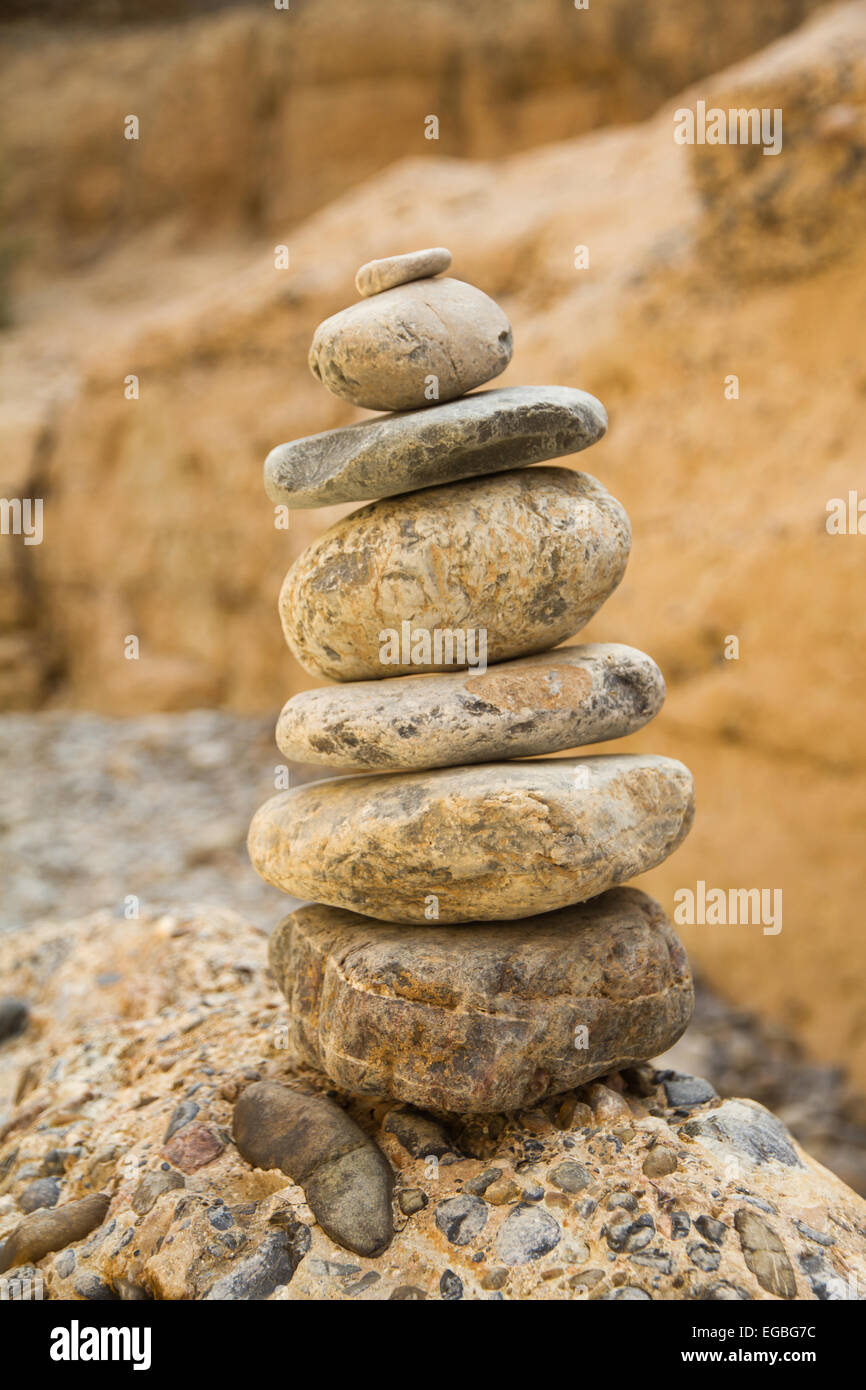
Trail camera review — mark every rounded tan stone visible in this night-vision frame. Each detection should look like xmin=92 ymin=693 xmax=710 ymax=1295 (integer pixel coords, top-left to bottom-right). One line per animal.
xmin=247 ymin=753 xmax=695 ymax=924
xmin=267 ymin=887 xmax=695 ymax=1113
xmin=307 ymin=276 xmax=513 ymax=411
xmin=275 ymin=643 xmax=664 ymax=772
xmin=354 ymin=247 xmax=452 ymax=297
xmin=279 ymin=468 xmax=631 ymax=682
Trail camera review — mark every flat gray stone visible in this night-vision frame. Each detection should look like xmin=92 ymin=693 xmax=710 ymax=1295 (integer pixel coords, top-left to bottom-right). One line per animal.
xmin=264 ymin=385 xmax=607 ymax=508
xmin=308 ymin=277 xmax=512 ymax=411
xmin=355 ymin=247 xmax=451 ymax=297
xmin=280 ymin=467 xmax=631 ymax=682
xmin=681 ymin=1099 xmax=803 ymax=1169
xmin=275 ymin=643 xmax=664 ymax=772
xmin=249 ymin=753 xmax=694 ymax=924
xmin=267 ymin=887 xmax=694 ymax=1112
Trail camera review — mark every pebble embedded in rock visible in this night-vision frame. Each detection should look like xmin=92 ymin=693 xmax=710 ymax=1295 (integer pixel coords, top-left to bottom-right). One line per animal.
xmin=0 ymin=1193 xmax=110 ymax=1274
xmin=131 ymin=1168 xmax=185 ymax=1217
xmin=163 ymin=1099 xmax=199 ymax=1142
xmin=232 ymin=1080 xmax=394 ymax=1257
xmin=661 ymin=1072 xmax=718 ymax=1110
xmin=263 ymin=384 xmax=607 ymax=508
xmin=434 ymin=1195 xmax=488 ymax=1246
xmin=267 ymin=887 xmax=694 ymax=1112
xmin=278 ymin=467 xmax=631 ymax=682
xmin=308 ymin=276 xmax=512 ymax=411
xmin=383 ymin=1108 xmax=454 ymax=1159
xmin=681 ymin=1098 xmax=802 ymax=1169
xmin=0 ymin=997 xmax=29 ymax=1041
xmin=355 ymin=247 xmax=452 ymax=297
xmin=734 ymin=1209 xmax=797 ymax=1298
xmin=275 ymin=643 xmax=664 ymax=773
xmin=162 ymin=1122 xmax=224 ymax=1174
xmin=642 ymin=1146 xmax=678 ymax=1178
xmin=548 ymin=1161 xmax=591 ymax=1194
xmin=496 ymin=1203 xmax=561 ymax=1265
xmin=250 ymin=754 xmax=694 ymax=923
xmin=203 ymin=1229 xmax=308 ymax=1300
xmin=19 ymin=1177 xmax=60 ymax=1213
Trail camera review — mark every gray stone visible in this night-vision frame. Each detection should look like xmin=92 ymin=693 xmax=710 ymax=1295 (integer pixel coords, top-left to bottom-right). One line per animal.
xmin=308 ymin=276 xmax=512 ymax=411
xmin=268 ymin=888 xmax=694 ymax=1113
xmin=278 ymin=467 xmax=631 ymax=682
xmin=73 ymin=1272 xmax=119 ymax=1300
xmin=250 ymin=753 xmax=695 ymax=923
xmin=681 ymin=1099 xmax=803 ymax=1169
xmin=130 ymin=1168 xmax=185 ymax=1217
xmin=464 ymin=1168 xmax=503 ymax=1196
xmin=203 ymin=1229 xmax=308 ymax=1300
xmin=439 ymin=1269 xmax=463 ymax=1300
xmin=434 ymin=1195 xmax=488 ymax=1246
xmin=602 ymin=1286 xmax=652 ymax=1300
xmin=734 ymin=1209 xmax=797 ymax=1298
xmin=0 ymin=997 xmax=29 ymax=1041
xmin=548 ymin=1161 xmax=592 ymax=1194
xmin=232 ymin=1081 xmax=394 ymax=1257
xmin=19 ymin=1177 xmax=60 ymax=1213
xmin=275 ymin=643 xmax=664 ymax=773
xmin=264 ymin=384 xmax=607 ymax=508
xmin=496 ymin=1204 xmax=561 ymax=1265
xmin=163 ymin=1099 xmax=199 ymax=1142
xmin=355 ymin=247 xmax=451 ymax=297
xmin=662 ymin=1072 xmax=718 ymax=1109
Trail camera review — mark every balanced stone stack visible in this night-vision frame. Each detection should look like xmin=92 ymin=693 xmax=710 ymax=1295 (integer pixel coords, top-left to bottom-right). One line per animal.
xmin=249 ymin=248 xmax=696 ymax=1116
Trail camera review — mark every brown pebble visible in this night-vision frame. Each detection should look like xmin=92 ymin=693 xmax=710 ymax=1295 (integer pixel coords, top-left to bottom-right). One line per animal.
xmin=162 ymin=1123 xmax=225 ymax=1174
xmin=642 ymin=1147 xmax=679 ymax=1178
xmin=0 ymin=1193 xmax=110 ymax=1274
xmin=480 ymin=1267 xmax=509 ymax=1290
xmin=233 ymin=1080 xmax=393 ymax=1258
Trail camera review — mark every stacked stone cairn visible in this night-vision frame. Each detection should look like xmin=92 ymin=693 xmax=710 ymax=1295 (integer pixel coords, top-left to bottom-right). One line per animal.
xmin=248 ymin=247 xmax=696 ymax=1129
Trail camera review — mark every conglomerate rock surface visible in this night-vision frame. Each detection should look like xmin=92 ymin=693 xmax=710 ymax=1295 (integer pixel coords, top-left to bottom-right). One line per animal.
xmin=0 ymin=905 xmax=864 ymax=1301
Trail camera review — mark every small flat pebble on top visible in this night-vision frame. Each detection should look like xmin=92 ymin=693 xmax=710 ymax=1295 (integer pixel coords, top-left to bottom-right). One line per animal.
xmin=355 ymin=247 xmax=451 ymax=297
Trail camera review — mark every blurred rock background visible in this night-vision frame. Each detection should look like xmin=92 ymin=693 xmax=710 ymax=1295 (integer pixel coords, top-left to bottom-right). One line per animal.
xmin=2 ymin=1 xmax=865 ymax=1185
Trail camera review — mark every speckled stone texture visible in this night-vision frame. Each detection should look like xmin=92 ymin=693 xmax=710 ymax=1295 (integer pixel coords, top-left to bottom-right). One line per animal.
xmin=2 ymin=904 xmax=865 ymax=1302
xmin=355 ymin=247 xmax=452 ymax=297
xmin=267 ymin=888 xmax=694 ymax=1113
xmin=308 ymin=276 xmax=513 ymax=411
xmin=263 ymin=385 xmax=608 ymax=508
xmin=279 ymin=468 xmax=631 ymax=682
xmin=275 ymin=643 xmax=665 ymax=772
xmin=248 ymin=753 xmax=695 ymax=923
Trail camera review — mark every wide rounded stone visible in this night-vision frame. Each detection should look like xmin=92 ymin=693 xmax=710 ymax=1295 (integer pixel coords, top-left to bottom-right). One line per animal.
xmin=267 ymin=887 xmax=694 ymax=1112
xmin=279 ymin=468 xmax=631 ymax=682
xmin=248 ymin=753 xmax=695 ymax=923
xmin=308 ymin=277 xmax=513 ymax=411
xmin=276 ymin=643 xmax=665 ymax=772
xmin=264 ymin=385 xmax=607 ymax=508
xmin=355 ymin=247 xmax=451 ymax=297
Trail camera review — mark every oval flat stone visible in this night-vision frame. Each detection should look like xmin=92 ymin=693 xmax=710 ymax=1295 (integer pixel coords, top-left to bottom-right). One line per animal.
xmin=308 ymin=277 xmax=512 ymax=411
xmin=248 ymin=753 xmax=695 ymax=923
xmin=275 ymin=643 xmax=664 ymax=772
xmin=264 ymin=385 xmax=607 ymax=509
xmin=279 ymin=468 xmax=631 ymax=682
xmin=355 ymin=247 xmax=452 ymax=297
xmin=267 ymin=887 xmax=694 ymax=1112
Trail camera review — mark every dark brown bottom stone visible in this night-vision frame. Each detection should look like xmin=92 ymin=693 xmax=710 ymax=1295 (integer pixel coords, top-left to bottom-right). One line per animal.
xmin=268 ymin=887 xmax=694 ymax=1114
